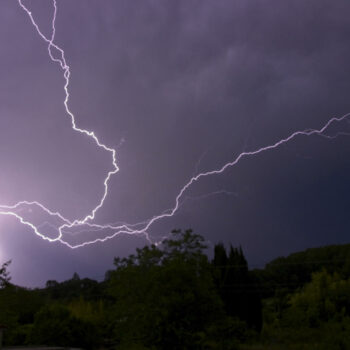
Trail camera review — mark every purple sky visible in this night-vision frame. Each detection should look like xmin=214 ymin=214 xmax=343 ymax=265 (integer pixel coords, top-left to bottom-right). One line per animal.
xmin=1 ymin=0 xmax=350 ymax=286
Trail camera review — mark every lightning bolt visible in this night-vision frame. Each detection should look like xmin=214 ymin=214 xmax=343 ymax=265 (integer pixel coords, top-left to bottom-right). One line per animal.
xmin=0 ymin=1 xmax=349 ymax=249
xmin=16 ymin=0 xmax=119 ymax=225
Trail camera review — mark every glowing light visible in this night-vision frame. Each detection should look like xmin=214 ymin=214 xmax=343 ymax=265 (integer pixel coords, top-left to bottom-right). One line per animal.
xmin=0 ymin=1 xmax=349 ymax=248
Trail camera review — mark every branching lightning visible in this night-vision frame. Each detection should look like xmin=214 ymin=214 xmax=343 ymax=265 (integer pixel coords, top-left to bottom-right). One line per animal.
xmin=0 ymin=0 xmax=349 ymax=248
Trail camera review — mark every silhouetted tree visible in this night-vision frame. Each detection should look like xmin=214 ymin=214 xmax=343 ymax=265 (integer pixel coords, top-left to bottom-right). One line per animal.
xmin=108 ymin=230 xmax=233 ymax=349
xmin=0 ymin=260 xmax=11 ymax=288
xmin=213 ymin=242 xmax=228 ymax=289
xmin=72 ymin=272 xmax=80 ymax=281
xmin=45 ymin=280 xmax=59 ymax=288
xmin=212 ymin=244 xmax=262 ymax=331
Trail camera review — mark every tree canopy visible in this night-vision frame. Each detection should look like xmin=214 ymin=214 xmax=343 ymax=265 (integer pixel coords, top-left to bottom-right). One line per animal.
xmin=1 ymin=233 xmax=350 ymax=349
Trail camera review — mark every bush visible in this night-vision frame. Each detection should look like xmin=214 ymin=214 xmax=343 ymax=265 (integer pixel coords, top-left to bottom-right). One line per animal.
xmin=29 ymin=304 xmax=100 ymax=349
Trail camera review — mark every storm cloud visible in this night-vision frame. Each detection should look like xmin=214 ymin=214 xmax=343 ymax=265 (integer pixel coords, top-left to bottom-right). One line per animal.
xmin=0 ymin=0 xmax=349 ymax=286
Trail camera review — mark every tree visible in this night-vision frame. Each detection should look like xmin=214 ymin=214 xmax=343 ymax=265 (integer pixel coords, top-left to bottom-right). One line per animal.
xmin=30 ymin=304 xmax=99 ymax=349
xmin=108 ymin=230 xmax=231 ymax=349
xmin=259 ymin=243 xmax=350 ymax=300
xmin=45 ymin=280 xmax=59 ymax=289
xmin=212 ymin=243 xmax=228 ymax=289
xmin=262 ymin=270 xmax=350 ymax=348
xmin=0 ymin=260 xmax=11 ymax=288
xmin=72 ymin=272 xmax=80 ymax=281
xmin=212 ymin=244 xmax=262 ymax=331
xmin=286 ymin=270 xmax=350 ymax=328
xmin=45 ymin=276 xmax=102 ymax=301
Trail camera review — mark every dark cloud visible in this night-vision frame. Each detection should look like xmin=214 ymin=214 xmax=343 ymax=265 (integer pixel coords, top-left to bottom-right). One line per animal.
xmin=0 ymin=0 xmax=349 ymax=286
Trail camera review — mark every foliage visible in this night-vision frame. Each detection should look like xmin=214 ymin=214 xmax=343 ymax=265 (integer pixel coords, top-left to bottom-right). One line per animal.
xmin=2 ymin=232 xmax=350 ymax=349
xmin=255 ymin=243 xmax=350 ymax=299
xmin=45 ymin=273 xmax=103 ymax=301
xmin=212 ymin=243 xmax=262 ymax=331
xmin=29 ymin=304 xmax=99 ymax=349
xmin=0 ymin=285 xmax=44 ymax=345
xmin=286 ymin=270 xmax=350 ymax=327
xmin=261 ymin=270 xmax=350 ymax=349
xmin=108 ymin=229 xmax=234 ymax=349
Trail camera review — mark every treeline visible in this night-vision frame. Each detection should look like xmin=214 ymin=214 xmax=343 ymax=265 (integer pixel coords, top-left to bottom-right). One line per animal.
xmin=254 ymin=243 xmax=350 ymax=349
xmin=1 ymin=230 xmax=350 ymax=349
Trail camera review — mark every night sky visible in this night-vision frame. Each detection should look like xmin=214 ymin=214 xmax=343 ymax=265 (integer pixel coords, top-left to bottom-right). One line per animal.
xmin=1 ymin=0 xmax=350 ymax=287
